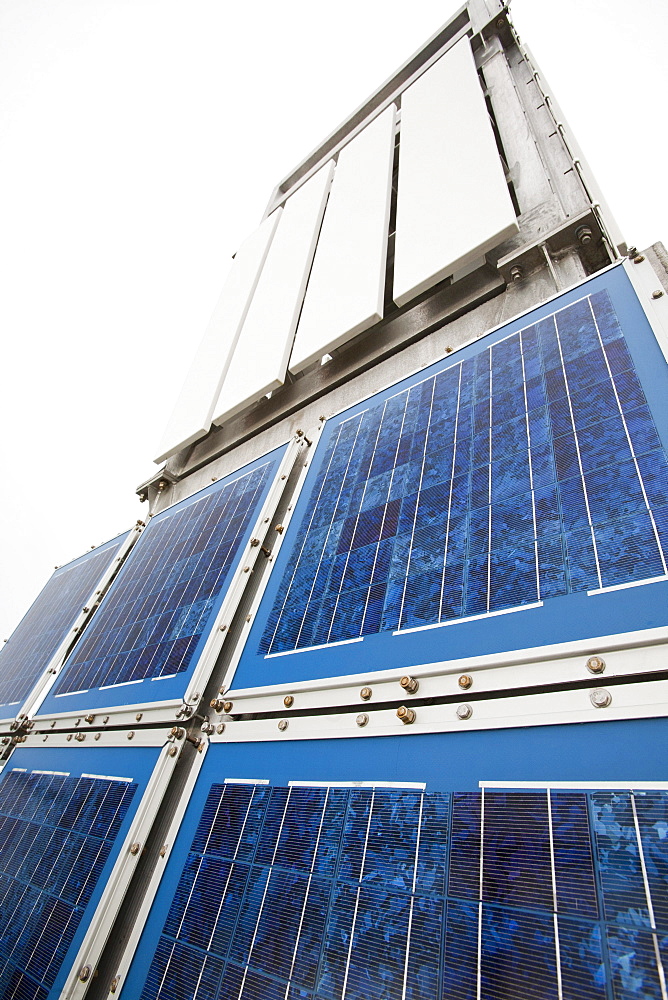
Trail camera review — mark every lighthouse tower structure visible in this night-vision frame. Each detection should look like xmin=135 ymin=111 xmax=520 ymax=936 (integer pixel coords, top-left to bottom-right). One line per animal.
xmin=0 ymin=3 xmax=667 ymax=999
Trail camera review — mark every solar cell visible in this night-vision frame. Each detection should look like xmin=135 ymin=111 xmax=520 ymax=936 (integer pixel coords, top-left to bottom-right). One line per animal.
xmin=0 ymin=765 xmax=138 ymax=999
xmin=40 ymin=449 xmax=284 ymax=712
xmin=257 ymin=287 xmax=668 ymax=658
xmin=0 ymin=533 xmax=128 ymax=715
xmin=130 ymin=783 xmax=668 ymax=1000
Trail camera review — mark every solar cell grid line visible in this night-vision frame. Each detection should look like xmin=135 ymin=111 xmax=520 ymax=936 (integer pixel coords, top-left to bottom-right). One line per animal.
xmin=587 ymin=296 xmax=668 ymax=584
xmin=52 ymin=460 xmax=274 ymax=698
xmin=284 ymin=788 xmax=330 ymax=997
xmin=396 ymin=377 xmax=436 ymax=630
xmin=0 ymin=767 xmax=137 ymax=999
xmin=0 ymin=533 xmax=127 ymax=713
xmin=264 ymin=414 xmax=366 ymax=655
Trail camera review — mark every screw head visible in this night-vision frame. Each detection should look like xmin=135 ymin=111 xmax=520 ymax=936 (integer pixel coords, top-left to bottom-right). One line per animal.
xmin=590 ymin=688 xmax=612 ymax=708
xmin=278 ymin=719 xmax=289 ymax=732
xmin=356 ymin=713 xmax=369 ymax=727
xmin=586 ymin=655 xmax=606 ymax=674
xmin=458 ymin=674 xmax=473 ymax=690
xmin=283 ymin=695 xmax=294 ymax=708
xmin=360 ymin=687 xmax=372 ymax=701
xmin=456 ymin=704 xmax=473 ymax=720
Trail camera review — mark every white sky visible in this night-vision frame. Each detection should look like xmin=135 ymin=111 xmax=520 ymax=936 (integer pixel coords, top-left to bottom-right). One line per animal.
xmin=1 ymin=0 xmax=666 ymax=639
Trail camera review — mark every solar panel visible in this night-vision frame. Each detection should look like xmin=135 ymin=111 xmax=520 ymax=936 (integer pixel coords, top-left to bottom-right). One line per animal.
xmin=125 ymin=780 xmax=668 ymax=1000
xmin=39 ymin=448 xmax=285 ymax=714
xmin=221 ymin=271 xmax=668 ymax=690
xmin=0 ymin=533 xmax=128 ymax=716
xmin=0 ymin=758 xmax=139 ymax=999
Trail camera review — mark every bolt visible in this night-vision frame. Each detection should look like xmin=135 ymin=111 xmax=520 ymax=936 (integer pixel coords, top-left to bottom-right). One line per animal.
xmin=509 ymin=265 xmax=523 ymax=283
xmin=586 ymin=655 xmax=605 ymax=674
xmin=278 ymin=719 xmax=289 ymax=732
xmin=652 ymin=289 xmax=664 ymax=299
xmin=216 ymin=723 xmax=226 ymax=734
xmin=171 ymin=727 xmax=185 ymax=739
xmin=127 ymin=731 xmax=135 ymax=740
xmin=129 ymin=843 xmax=141 ymax=856
xmin=110 ymin=976 xmax=120 ymax=993
xmin=590 ymin=688 xmax=612 ymax=709
xmin=356 ymin=713 xmax=369 ymax=727
xmin=283 ymin=695 xmax=294 ymax=708
xmin=75 ymin=732 xmax=86 ymax=742
xmin=576 ymin=225 xmax=593 ymax=246
xmin=94 ymin=733 xmax=101 ymax=740
xmin=42 ymin=735 xmax=48 ymax=742
xmin=79 ymin=966 xmax=91 ymax=983
xmin=456 ymin=704 xmax=473 ymax=720
xmin=210 ymin=698 xmax=225 ymax=712
xmin=159 ymin=845 xmax=168 ymax=858
xmin=633 ymin=254 xmax=645 ymax=263
xmin=360 ymin=687 xmax=372 ymax=701
xmin=168 ymin=746 xmax=178 ymax=757
xmin=458 ymin=674 xmax=473 ymax=690
xmin=66 ymin=734 xmax=73 ymax=741
xmin=85 ymin=714 xmax=95 ymax=724
xmin=250 ymin=538 xmax=260 ymax=547
xmin=396 ymin=706 xmax=416 ymax=725
xmin=275 ymin=524 xmax=284 ymax=534
xmin=223 ymin=701 xmax=233 ymax=714
xmin=400 ymin=675 xmax=419 ymax=694
xmin=103 ymin=716 xmax=109 ymax=724
xmin=74 ymin=718 xmax=81 ymax=727
xmin=136 ymin=713 xmax=143 ymax=722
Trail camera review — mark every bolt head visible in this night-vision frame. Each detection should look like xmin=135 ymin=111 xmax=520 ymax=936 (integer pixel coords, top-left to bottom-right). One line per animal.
xmin=223 ymin=701 xmax=233 ymax=714
xmin=356 ymin=713 xmax=369 ymax=727
xmin=127 ymin=731 xmax=135 ymax=740
xmin=278 ymin=719 xmax=289 ymax=732
xmin=586 ymin=655 xmax=606 ymax=674
xmin=283 ymin=695 xmax=294 ymax=708
xmin=652 ymin=289 xmax=664 ymax=299
xmin=360 ymin=686 xmax=372 ymax=701
xmin=458 ymin=674 xmax=473 ymax=690
xmin=456 ymin=704 xmax=473 ymax=720
xmin=590 ymin=688 xmax=612 ymax=709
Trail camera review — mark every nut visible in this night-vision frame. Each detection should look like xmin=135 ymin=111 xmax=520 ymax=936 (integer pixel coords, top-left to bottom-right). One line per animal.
xmin=360 ymin=687 xmax=372 ymax=701
xmin=396 ymin=706 xmax=416 ymax=725
xmin=586 ymin=655 xmax=605 ymax=674
xmin=399 ymin=675 xmax=419 ymax=694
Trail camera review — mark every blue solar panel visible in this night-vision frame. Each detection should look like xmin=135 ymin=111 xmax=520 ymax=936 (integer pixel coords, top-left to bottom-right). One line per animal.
xmin=129 ymin=782 xmax=668 ymax=1000
xmin=39 ymin=449 xmax=284 ymax=712
xmin=258 ymin=288 xmax=668 ymax=658
xmin=0 ymin=763 xmax=137 ymax=999
xmin=0 ymin=533 xmax=127 ymax=715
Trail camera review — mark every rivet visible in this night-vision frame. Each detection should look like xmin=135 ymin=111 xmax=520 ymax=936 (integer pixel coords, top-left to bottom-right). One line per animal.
xmin=216 ymin=723 xmax=226 ymax=734
xmin=400 ymin=675 xmax=419 ymax=694
xmin=360 ymin=686 xmax=372 ymax=701
xmin=168 ymin=746 xmax=178 ymax=757
xmin=652 ymin=289 xmax=664 ymax=299
xmin=129 ymin=843 xmax=141 ymax=856
xmin=66 ymin=734 xmax=73 ymax=741
xmin=586 ymin=655 xmax=606 ymax=674
xmin=590 ymin=688 xmax=612 ymax=708
xmin=136 ymin=713 xmax=143 ymax=722
xmin=356 ymin=713 xmax=369 ymax=727
xmin=223 ymin=701 xmax=233 ymax=714
xmin=283 ymin=695 xmax=294 ymax=708
xmin=456 ymin=704 xmax=473 ymax=720
xmin=79 ymin=966 xmax=91 ymax=983
xmin=396 ymin=706 xmax=416 ymax=725
xmin=458 ymin=674 xmax=473 ymax=689
xmin=94 ymin=733 xmax=101 ymax=741
xmin=278 ymin=719 xmax=289 ymax=732
xmin=127 ymin=731 xmax=135 ymax=740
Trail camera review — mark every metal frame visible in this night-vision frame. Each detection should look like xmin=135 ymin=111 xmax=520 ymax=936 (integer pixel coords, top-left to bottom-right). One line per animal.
xmin=214 ymin=625 xmax=668 ymax=741
xmin=60 ymin=736 xmax=183 ymax=1000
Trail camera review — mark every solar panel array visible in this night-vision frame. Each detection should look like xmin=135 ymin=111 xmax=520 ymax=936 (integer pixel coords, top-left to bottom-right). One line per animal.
xmin=138 ymin=784 xmax=668 ymax=1000
xmin=259 ymin=290 xmax=668 ymax=654
xmin=53 ymin=460 xmax=275 ymax=696
xmin=0 ymin=767 xmax=137 ymax=1000
xmin=0 ymin=534 xmax=127 ymax=712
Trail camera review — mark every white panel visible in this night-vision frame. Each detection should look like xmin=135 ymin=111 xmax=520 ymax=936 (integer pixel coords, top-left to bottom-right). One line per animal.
xmin=289 ymin=106 xmax=396 ymax=373
xmin=154 ymin=211 xmax=281 ymax=463
xmin=213 ymin=162 xmax=335 ymax=425
xmin=393 ymin=36 xmax=519 ymax=308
